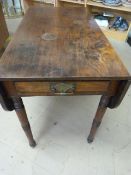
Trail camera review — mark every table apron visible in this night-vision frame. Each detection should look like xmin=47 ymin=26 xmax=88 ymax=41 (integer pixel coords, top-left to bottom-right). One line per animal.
xmin=13 ymin=81 xmax=111 ymax=96
xmin=0 ymin=80 xmax=130 ymax=111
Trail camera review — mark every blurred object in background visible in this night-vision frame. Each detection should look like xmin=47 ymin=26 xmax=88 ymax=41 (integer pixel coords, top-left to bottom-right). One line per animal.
xmin=0 ymin=2 xmax=9 ymax=54
xmin=102 ymin=0 xmax=122 ymax=6
xmin=122 ymin=0 xmax=131 ymax=7
xmin=22 ymin=0 xmax=54 ymax=13
xmin=1 ymin=0 xmax=23 ymax=18
xmin=22 ymin=0 xmax=33 ymax=13
xmin=109 ymin=16 xmax=129 ymax=31
xmin=94 ymin=12 xmax=114 ymax=27
xmin=127 ymin=37 xmax=131 ymax=46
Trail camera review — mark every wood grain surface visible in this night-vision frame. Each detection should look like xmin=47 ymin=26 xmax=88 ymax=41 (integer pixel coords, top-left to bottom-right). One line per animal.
xmin=0 ymin=7 xmax=130 ymax=80
xmin=14 ymin=81 xmax=109 ymax=96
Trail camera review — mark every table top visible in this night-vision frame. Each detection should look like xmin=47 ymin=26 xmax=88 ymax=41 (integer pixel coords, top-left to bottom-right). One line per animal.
xmin=0 ymin=7 xmax=130 ymax=81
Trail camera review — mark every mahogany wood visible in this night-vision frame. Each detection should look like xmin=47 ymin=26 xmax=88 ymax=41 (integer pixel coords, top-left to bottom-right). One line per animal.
xmin=108 ymin=80 xmax=131 ymax=108
xmin=12 ymin=97 xmax=36 ymax=147
xmin=0 ymin=82 xmax=14 ymax=111
xmin=14 ymin=81 xmax=110 ymax=96
xmin=0 ymin=7 xmax=129 ymax=80
xmin=0 ymin=7 xmax=130 ymax=147
xmin=88 ymin=95 xmax=110 ymax=143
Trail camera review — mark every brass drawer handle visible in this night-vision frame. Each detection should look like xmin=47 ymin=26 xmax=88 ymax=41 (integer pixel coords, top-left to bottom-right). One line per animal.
xmin=50 ymin=83 xmax=76 ymax=95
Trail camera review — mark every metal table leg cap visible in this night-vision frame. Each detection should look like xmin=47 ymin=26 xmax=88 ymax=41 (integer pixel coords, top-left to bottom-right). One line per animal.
xmin=29 ymin=140 xmax=37 ymax=148
xmin=87 ymin=137 xmax=93 ymax=143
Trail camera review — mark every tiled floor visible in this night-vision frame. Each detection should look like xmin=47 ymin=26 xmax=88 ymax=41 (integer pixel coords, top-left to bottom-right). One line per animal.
xmin=0 ymin=17 xmax=131 ymax=175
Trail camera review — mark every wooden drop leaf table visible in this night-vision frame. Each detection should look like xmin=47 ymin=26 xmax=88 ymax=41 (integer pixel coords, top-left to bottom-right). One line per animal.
xmin=0 ymin=7 xmax=130 ymax=147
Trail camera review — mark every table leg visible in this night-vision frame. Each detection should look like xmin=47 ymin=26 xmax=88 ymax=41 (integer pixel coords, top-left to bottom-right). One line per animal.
xmin=12 ymin=97 xmax=36 ymax=147
xmin=87 ymin=95 xmax=110 ymax=143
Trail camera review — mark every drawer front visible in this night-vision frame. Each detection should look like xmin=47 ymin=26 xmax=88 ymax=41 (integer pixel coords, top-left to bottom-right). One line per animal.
xmin=14 ymin=81 xmax=110 ymax=96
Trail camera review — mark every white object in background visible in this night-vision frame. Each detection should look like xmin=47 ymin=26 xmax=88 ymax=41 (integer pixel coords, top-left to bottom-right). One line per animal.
xmin=95 ymin=19 xmax=109 ymax=27
xmin=34 ymin=0 xmax=54 ymax=4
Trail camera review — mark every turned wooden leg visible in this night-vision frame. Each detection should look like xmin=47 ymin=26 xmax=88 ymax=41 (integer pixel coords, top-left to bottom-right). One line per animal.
xmin=87 ymin=95 xmax=110 ymax=143
xmin=12 ymin=97 xmax=36 ymax=147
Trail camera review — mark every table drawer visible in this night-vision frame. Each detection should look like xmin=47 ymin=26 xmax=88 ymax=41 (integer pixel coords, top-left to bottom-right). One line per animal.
xmin=14 ymin=81 xmax=109 ymax=96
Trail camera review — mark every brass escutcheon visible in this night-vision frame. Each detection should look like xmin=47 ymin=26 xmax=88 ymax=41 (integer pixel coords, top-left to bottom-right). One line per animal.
xmin=41 ymin=33 xmax=57 ymax=41
xmin=50 ymin=82 xmax=76 ymax=95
